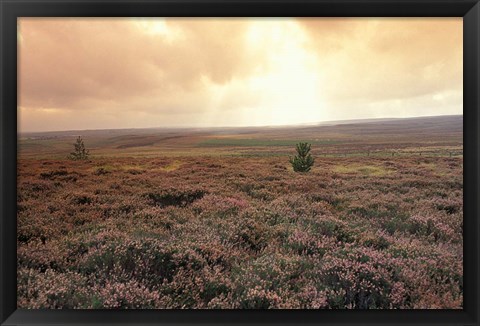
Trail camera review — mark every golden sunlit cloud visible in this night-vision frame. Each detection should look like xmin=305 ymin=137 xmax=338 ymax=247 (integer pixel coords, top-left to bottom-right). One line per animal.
xmin=18 ymin=17 xmax=462 ymax=132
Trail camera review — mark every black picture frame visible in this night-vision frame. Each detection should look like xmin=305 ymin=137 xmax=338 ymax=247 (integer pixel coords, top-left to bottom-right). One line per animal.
xmin=1 ymin=0 xmax=479 ymax=325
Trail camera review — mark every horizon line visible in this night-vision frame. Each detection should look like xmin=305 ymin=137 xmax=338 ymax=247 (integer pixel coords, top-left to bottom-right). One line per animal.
xmin=19 ymin=113 xmax=463 ymax=134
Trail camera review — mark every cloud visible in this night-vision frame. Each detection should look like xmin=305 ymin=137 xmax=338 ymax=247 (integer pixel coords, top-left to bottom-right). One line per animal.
xmin=299 ymin=18 xmax=462 ymax=103
xmin=18 ymin=18 xmax=462 ymax=132
xmin=19 ymin=18 xmax=264 ymax=112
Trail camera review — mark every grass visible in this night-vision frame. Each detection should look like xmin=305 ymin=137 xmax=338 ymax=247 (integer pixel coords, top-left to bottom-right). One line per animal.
xmin=16 ymin=117 xmax=464 ymax=309
xmin=17 ymin=154 xmax=463 ymax=309
xmin=197 ymin=139 xmax=341 ymax=147
xmin=332 ymin=164 xmax=393 ymax=176
xmin=159 ymin=160 xmax=183 ymax=172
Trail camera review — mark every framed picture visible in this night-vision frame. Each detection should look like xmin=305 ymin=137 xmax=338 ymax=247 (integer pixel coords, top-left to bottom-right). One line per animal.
xmin=1 ymin=0 xmax=479 ymax=325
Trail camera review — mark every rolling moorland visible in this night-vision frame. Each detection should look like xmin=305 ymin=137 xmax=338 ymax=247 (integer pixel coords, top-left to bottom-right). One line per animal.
xmin=17 ymin=115 xmax=463 ymax=309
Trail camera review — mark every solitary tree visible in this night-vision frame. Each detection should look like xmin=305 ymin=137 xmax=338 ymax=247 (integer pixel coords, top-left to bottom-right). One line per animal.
xmin=69 ymin=136 xmax=89 ymax=160
xmin=290 ymin=142 xmax=314 ymax=172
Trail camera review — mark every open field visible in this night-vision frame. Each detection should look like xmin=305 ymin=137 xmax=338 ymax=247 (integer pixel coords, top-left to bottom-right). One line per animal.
xmin=19 ymin=115 xmax=463 ymax=159
xmin=17 ymin=115 xmax=463 ymax=309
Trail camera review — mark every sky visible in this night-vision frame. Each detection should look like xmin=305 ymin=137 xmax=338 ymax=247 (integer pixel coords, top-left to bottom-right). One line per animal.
xmin=18 ymin=18 xmax=462 ymax=132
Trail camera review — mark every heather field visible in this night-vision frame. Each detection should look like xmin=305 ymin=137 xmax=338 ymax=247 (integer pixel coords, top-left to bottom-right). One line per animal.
xmin=17 ymin=116 xmax=463 ymax=309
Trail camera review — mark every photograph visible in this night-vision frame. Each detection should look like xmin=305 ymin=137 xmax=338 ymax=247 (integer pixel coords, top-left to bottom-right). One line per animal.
xmin=16 ymin=17 xmax=463 ymax=309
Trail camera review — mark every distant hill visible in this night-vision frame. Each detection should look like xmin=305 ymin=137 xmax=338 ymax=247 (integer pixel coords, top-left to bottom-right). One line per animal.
xmin=299 ymin=115 xmax=463 ymax=136
xmin=18 ymin=115 xmax=463 ymax=158
xmin=19 ymin=115 xmax=462 ymax=138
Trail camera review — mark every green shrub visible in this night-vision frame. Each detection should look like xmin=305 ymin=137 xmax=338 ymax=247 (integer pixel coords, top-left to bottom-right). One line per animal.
xmin=289 ymin=142 xmax=315 ymax=172
xmin=69 ymin=136 xmax=89 ymax=160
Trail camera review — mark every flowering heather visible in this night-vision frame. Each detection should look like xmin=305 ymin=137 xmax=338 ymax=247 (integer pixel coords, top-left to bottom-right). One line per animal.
xmin=17 ymin=155 xmax=463 ymax=309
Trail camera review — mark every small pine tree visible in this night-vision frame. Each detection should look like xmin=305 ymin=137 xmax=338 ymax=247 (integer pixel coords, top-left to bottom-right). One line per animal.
xmin=69 ymin=136 xmax=89 ymax=160
xmin=290 ymin=142 xmax=314 ymax=172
